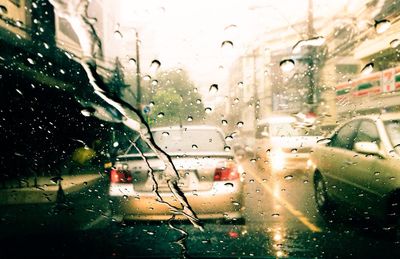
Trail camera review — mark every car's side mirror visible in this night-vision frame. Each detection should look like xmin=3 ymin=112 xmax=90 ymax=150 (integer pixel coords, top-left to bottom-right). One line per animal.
xmin=354 ymin=142 xmax=381 ymax=156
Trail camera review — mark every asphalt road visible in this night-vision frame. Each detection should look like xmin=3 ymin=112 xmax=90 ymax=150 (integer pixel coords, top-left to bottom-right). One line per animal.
xmin=1 ymin=159 xmax=400 ymax=258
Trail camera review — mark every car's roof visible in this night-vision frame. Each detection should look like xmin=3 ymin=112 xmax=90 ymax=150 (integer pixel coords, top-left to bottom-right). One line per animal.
xmin=346 ymin=112 xmax=400 ymax=122
xmin=150 ymin=125 xmax=224 ymax=133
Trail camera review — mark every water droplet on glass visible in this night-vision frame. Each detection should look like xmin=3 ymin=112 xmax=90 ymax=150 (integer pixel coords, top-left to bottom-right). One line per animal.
xmin=390 ymin=176 xmax=395 ymax=180
xmin=374 ymin=171 xmax=380 ymax=176
xmin=27 ymin=58 xmax=35 ymax=65
xmin=361 ymin=63 xmax=374 ymax=75
xmin=303 ymin=180 xmax=309 ymax=184
xmin=114 ymin=30 xmax=123 ymax=39
xmin=209 ymin=84 xmax=218 ymax=94
xmin=83 ymin=182 xmax=88 ymax=186
xmin=237 ymin=81 xmax=244 ymax=88
xmin=196 ymin=99 xmax=202 ymax=104
xmin=224 ymin=183 xmax=234 ymax=188
xmin=221 ymin=120 xmax=228 ymax=125
xmin=375 ymin=19 xmax=391 ymax=34
xmin=291 ymin=148 xmax=298 ymax=153
xmin=221 ymin=40 xmax=234 ymax=48
xmin=149 ymin=101 xmax=155 ymax=107
xmin=232 ymin=201 xmax=240 ymax=206
xmin=280 ymin=59 xmax=295 ymax=72
xmin=147 ymin=231 xmax=155 ymax=235
xmin=284 ymin=175 xmax=293 ymax=180
xmin=162 ymin=131 xmax=169 ymax=136
xmin=390 ymin=39 xmax=400 ymax=48
xmin=187 ymin=116 xmax=193 ymax=122
xmin=234 ymin=98 xmax=239 ymax=104
xmin=205 ymin=107 xmax=212 ymax=113
xmin=113 ymin=142 xmax=119 ymax=148
xmin=16 ymin=89 xmax=23 ymax=95
xmin=123 ymin=195 xmax=128 ymax=200
xmin=249 ymin=179 xmax=255 ymax=183
xmin=225 ymin=136 xmax=233 ymax=141
xmin=224 ymin=146 xmax=231 ymax=151
xmin=271 ymin=213 xmax=280 ymax=217
xmin=192 ymin=144 xmax=198 ymax=150
xmin=0 ymin=6 xmax=7 ymax=15
xmin=81 ymin=109 xmax=91 ymax=117
xmin=129 ymin=58 xmax=136 ymax=65
xmin=250 ymin=158 xmax=256 ymax=163
xmin=157 ymin=112 xmax=164 ymax=118
xmin=150 ymin=59 xmax=161 ymax=70
xmin=143 ymin=75 xmax=151 ymax=81
xmin=236 ymin=121 xmax=244 ymax=127
xmin=151 ymin=80 xmax=158 ymax=86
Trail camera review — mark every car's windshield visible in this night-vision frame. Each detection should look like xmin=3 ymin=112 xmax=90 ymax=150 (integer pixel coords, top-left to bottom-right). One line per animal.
xmin=385 ymin=120 xmax=400 ymax=154
xmin=2 ymin=0 xmax=400 ymax=258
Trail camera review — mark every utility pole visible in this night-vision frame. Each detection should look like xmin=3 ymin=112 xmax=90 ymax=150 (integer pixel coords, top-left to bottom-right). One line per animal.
xmin=135 ymin=30 xmax=142 ymax=112
xmin=306 ymin=0 xmax=317 ymax=110
xmin=252 ymin=49 xmax=259 ymax=125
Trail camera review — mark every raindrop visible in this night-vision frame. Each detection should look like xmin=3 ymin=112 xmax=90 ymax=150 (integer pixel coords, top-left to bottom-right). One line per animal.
xmin=291 ymin=148 xmax=298 ymax=153
xmin=150 ymin=59 xmax=161 ymax=70
xmin=303 ymin=180 xmax=309 ymax=184
xmin=0 ymin=5 xmax=8 ymax=15
xmin=250 ymin=158 xmax=256 ymax=163
xmin=284 ymin=175 xmax=293 ymax=180
xmin=60 ymin=69 xmax=65 ymax=74
xmin=157 ymin=112 xmax=164 ymax=118
xmin=83 ymin=182 xmax=88 ymax=186
xmin=280 ymin=59 xmax=295 ymax=72
xmin=113 ymin=142 xmax=119 ymax=147
xmin=237 ymin=81 xmax=244 ymax=88
xmin=151 ymin=80 xmax=158 ymax=86
xmin=192 ymin=144 xmax=198 ymax=150
xmin=209 ymin=84 xmax=218 ymax=94
xmin=249 ymin=179 xmax=255 ymax=183
xmin=27 ymin=58 xmax=35 ymax=65
xmin=196 ymin=99 xmax=202 ymax=104
xmin=16 ymin=20 xmax=23 ymax=27
xmin=390 ymin=39 xmax=400 ymax=48
xmin=16 ymin=89 xmax=23 ymax=95
xmin=221 ymin=120 xmax=228 ymax=125
xmin=224 ymin=183 xmax=234 ymax=188
xmin=149 ymin=101 xmax=155 ymax=106
xmin=162 ymin=131 xmax=169 ymax=136
xmin=271 ymin=213 xmax=280 ymax=217
xmin=143 ymin=75 xmax=151 ymax=81
xmin=262 ymin=179 xmax=267 ymax=182
xmin=234 ymin=98 xmax=239 ymax=103
xmin=390 ymin=176 xmax=395 ymax=180
xmin=147 ymin=231 xmax=155 ymax=236
xmin=187 ymin=116 xmax=193 ymax=122
xmin=221 ymin=40 xmax=234 ymax=48
xmin=80 ymin=109 xmax=92 ymax=117
xmin=375 ymin=19 xmax=391 ymax=34
xmin=236 ymin=121 xmax=244 ymax=127
xmin=114 ymin=30 xmax=123 ymax=39
xmin=225 ymin=135 xmax=233 ymax=141
xmin=129 ymin=58 xmax=136 ymax=65
xmin=123 ymin=195 xmax=128 ymax=200
xmin=374 ymin=171 xmax=380 ymax=176
xmin=361 ymin=63 xmax=374 ymax=75
xmin=232 ymin=201 xmax=240 ymax=206
xmin=205 ymin=107 xmax=212 ymax=113
xmin=224 ymin=146 xmax=231 ymax=151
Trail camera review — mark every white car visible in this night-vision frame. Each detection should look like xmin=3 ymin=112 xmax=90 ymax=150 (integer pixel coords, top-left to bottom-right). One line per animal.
xmin=109 ymin=125 xmax=245 ymax=222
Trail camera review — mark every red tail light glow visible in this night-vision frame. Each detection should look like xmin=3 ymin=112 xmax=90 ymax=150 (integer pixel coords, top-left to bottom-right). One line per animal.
xmin=214 ymin=163 xmax=239 ymax=181
xmin=110 ymin=169 xmax=132 ymax=183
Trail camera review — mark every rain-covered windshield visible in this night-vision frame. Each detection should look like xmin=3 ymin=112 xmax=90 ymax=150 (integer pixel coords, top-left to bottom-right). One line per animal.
xmin=2 ymin=0 xmax=400 ymax=258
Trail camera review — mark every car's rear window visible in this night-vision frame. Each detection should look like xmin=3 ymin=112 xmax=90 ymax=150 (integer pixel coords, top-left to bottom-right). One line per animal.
xmin=153 ymin=128 xmax=225 ymax=153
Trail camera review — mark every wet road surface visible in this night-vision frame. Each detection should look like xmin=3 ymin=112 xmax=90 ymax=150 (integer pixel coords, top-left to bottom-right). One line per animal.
xmin=1 ymin=158 xmax=400 ymax=258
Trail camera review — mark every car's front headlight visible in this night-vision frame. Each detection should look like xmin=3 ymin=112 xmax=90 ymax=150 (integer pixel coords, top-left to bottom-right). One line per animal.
xmin=269 ymin=148 xmax=285 ymax=171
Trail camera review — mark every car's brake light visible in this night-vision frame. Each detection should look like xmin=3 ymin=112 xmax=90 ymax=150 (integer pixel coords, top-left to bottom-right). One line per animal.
xmin=214 ymin=163 xmax=239 ymax=181
xmin=110 ymin=168 xmax=132 ymax=183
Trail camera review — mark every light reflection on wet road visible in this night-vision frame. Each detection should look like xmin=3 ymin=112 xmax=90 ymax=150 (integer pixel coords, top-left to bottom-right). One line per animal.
xmin=1 ymin=157 xmax=400 ymax=258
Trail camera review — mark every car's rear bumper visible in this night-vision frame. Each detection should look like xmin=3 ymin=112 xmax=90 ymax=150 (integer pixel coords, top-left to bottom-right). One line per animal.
xmin=109 ymin=182 xmax=244 ymax=221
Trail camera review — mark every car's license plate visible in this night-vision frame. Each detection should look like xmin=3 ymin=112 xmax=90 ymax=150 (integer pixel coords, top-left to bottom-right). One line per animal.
xmin=156 ymin=170 xmax=194 ymax=189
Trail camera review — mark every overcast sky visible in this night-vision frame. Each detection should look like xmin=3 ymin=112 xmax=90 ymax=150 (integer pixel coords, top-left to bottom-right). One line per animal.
xmin=104 ymin=0 xmax=361 ymax=105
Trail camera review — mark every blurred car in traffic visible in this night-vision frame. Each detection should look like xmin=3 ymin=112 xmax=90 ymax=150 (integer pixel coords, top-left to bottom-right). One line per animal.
xmin=109 ymin=125 xmax=245 ymax=222
xmin=255 ymin=115 xmax=321 ymax=174
xmin=308 ymin=113 xmax=400 ymax=235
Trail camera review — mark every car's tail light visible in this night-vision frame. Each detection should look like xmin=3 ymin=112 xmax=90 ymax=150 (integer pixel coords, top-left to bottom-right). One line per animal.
xmin=110 ymin=168 xmax=132 ymax=183
xmin=214 ymin=162 xmax=239 ymax=181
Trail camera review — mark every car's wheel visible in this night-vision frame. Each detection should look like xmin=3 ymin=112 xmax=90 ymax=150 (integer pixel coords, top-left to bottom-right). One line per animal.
xmin=314 ymin=173 xmax=332 ymax=213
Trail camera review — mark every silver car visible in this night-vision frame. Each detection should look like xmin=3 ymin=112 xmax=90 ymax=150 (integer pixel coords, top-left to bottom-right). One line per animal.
xmin=308 ymin=113 xmax=400 ymax=235
xmin=109 ymin=125 xmax=245 ymax=222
